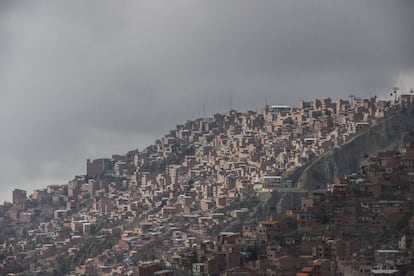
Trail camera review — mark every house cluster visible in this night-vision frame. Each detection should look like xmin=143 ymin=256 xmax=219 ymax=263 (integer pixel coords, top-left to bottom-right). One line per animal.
xmin=290 ymin=141 xmax=414 ymax=275
xmin=145 ymin=143 xmax=414 ymax=275
xmin=0 ymin=93 xmax=413 ymax=275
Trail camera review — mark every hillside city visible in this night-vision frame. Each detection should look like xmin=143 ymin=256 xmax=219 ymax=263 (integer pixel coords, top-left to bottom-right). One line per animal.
xmin=2 ymin=93 xmax=414 ymax=276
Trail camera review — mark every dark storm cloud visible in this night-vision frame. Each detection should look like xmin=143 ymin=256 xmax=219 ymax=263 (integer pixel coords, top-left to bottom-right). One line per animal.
xmin=1 ymin=0 xmax=413 ymax=201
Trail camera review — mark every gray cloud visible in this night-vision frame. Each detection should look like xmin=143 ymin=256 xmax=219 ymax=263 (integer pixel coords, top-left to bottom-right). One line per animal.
xmin=1 ymin=0 xmax=413 ymax=201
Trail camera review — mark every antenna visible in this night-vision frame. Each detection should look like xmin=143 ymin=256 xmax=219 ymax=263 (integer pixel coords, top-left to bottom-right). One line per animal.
xmin=229 ymin=89 xmax=233 ymax=110
xmin=203 ymin=103 xmax=206 ymax=118
xmin=218 ymin=95 xmax=222 ymax=114
xmin=265 ymin=96 xmax=268 ymax=107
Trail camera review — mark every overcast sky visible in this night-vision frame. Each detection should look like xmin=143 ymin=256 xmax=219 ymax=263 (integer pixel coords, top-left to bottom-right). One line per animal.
xmin=0 ymin=0 xmax=413 ymax=202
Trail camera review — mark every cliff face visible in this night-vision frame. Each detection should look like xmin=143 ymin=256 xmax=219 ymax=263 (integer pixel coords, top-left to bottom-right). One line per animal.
xmin=297 ymin=106 xmax=414 ymax=190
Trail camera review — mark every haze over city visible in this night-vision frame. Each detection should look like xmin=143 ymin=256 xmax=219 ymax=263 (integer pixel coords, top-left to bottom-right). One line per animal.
xmin=1 ymin=0 xmax=413 ymax=202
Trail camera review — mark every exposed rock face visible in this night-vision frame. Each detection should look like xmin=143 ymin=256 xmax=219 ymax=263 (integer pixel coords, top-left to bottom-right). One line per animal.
xmin=297 ymin=106 xmax=414 ymax=190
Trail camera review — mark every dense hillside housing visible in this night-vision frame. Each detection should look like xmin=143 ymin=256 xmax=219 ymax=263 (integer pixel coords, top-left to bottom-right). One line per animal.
xmin=1 ymin=94 xmax=414 ymax=275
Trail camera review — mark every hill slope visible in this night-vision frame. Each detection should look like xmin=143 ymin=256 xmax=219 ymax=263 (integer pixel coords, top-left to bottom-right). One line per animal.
xmin=296 ymin=106 xmax=414 ymax=190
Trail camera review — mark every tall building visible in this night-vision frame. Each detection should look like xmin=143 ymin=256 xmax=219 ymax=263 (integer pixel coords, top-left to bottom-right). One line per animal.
xmin=12 ymin=188 xmax=27 ymax=207
xmin=86 ymin=158 xmax=111 ymax=177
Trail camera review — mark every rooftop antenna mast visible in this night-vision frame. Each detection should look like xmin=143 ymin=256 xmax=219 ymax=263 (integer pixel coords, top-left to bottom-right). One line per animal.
xmin=229 ymin=89 xmax=233 ymax=111
xmin=218 ymin=95 xmax=222 ymax=114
